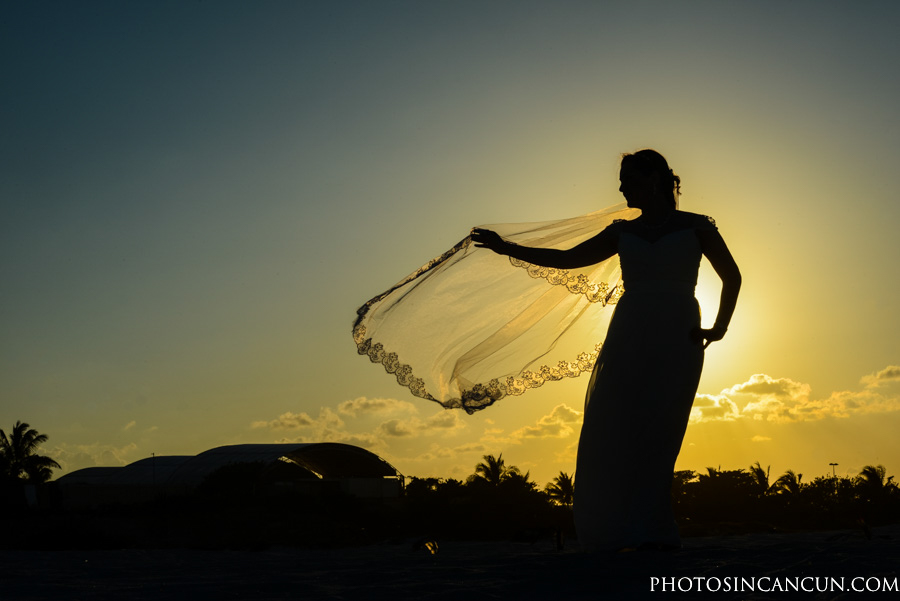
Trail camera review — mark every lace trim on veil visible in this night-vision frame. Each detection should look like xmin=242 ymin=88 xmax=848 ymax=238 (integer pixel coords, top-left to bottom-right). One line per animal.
xmin=509 ymin=258 xmax=625 ymax=304
xmin=353 ymin=321 xmax=604 ymax=413
xmin=353 ymin=204 xmax=638 ymax=413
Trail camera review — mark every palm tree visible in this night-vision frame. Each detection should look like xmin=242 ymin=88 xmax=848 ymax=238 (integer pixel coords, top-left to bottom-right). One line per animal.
xmin=503 ymin=468 xmax=537 ymax=492
xmin=0 ymin=421 xmax=61 ymax=483
xmin=856 ymin=464 xmax=895 ymax=503
xmin=473 ymin=453 xmax=510 ymax=486
xmin=698 ymin=466 xmax=722 ymax=482
xmin=749 ymin=461 xmax=771 ymax=496
xmin=857 ymin=464 xmax=890 ymax=488
xmin=771 ymin=469 xmax=803 ymax=497
xmin=544 ymin=471 xmax=575 ymax=506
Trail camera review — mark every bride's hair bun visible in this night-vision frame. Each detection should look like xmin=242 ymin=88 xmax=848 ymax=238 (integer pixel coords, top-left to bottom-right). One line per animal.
xmin=622 ymin=149 xmax=681 ymax=207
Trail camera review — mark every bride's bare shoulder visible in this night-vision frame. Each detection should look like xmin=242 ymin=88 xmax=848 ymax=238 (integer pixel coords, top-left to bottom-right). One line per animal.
xmin=677 ymin=210 xmax=718 ymax=229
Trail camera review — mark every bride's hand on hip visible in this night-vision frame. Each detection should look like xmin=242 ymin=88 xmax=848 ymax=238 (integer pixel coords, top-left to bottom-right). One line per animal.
xmin=471 ymin=228 xmax=506 ymax=253
xmin=691 ymin=326 xmax=727 ymax=349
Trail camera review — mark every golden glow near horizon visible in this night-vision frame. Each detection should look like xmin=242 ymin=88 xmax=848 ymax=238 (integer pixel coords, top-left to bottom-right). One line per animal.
xmin=3 ymin=2 xmax=900 ymax=487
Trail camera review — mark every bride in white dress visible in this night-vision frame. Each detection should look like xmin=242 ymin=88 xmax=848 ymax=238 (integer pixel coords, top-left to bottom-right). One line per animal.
xmin=472 ymin=149 xmax=741 ymax=550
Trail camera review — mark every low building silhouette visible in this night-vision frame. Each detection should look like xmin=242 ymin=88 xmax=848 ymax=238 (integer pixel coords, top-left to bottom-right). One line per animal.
xmin=55 ymin=443 xmax=403 ymax=508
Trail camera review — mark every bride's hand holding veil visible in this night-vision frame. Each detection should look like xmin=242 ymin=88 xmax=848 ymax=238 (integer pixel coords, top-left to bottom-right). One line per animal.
xmin=471 ymin=228 xmax=506 ymax=253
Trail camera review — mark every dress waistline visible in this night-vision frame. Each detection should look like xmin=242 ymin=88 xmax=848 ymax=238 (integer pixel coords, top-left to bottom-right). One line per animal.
xmin=622 ymin=280 xmax=696 ymax=296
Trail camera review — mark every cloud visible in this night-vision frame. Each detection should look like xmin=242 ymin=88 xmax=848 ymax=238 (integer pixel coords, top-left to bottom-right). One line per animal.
xmin=251 ymin=408 xmax=346 ymax=435
xmin=726 ymin=374 xmax=811 ymax=401
xmin=423 ymin=410 xmax=465 ymax=431
xmin=861 ymin=365 xmax=900 ymax=388
xmin=751 ymin=435 xmax=772 ymax=442
xmin=251 ymin=411 xmax=316 ymax=430
xmin=376 ymin=410 xmax=466 ymax=438
xmin=337 ymin=396 xmax=416 ymax=416
xmin=737 ymin=383 xmax=900 ymax=423
xmin=453 ymin=442 xmax=487 ymax=454
xmin=251 ymin=403 xmax=466 ymax=459
xmin=509 ymin=404 xmax=583 ymax=439
xmin=378 ymin=419 xmax=415 ymax=437
xmin=253 ymin=398 xmax=420 ymax=443
xmin=122 ymin=420 xmax=137 ymax=431
xmin=741 ymin=396 xmax=792 ymax=422
xmin=274 ymin=429 xmax=384 ymax=451
xmin=723 ymin=373 xmax=815 ymax=422
xmin=705 ymin=370 xmax=900 ymax=423
xmin=690 ymin=394 xmax=741 ymax=423
xmin=53 ymin=442 xmax=140 ymax=473
xmin=805 ymin=389 xmax=900 ymax=419
xmin=315 ymin=429 xmax=382 ymax=449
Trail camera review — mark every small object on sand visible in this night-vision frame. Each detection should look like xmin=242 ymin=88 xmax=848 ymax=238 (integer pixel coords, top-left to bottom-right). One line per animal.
xmin=858 ymin=518 xmax=872 ymax=540
xmin=413 ymin=538 xmax=439 ymax=555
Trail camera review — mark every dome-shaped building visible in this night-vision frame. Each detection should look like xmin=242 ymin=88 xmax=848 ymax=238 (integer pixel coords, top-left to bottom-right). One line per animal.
xmin=56 ymin=443 xmax=403 ymax=508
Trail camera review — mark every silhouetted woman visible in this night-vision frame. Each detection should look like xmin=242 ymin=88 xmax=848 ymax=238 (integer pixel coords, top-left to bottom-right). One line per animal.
xmin=472 ymin=149 xmax=741 ymax=551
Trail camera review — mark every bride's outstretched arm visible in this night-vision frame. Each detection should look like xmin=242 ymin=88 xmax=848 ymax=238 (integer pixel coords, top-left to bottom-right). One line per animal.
xmin=470 ymin=226 xmax=618 ymax=269
xmin=696 ymin=229 xmax=742 ymax=348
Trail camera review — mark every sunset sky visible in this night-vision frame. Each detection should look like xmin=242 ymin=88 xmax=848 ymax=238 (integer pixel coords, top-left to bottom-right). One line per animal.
xmin=3 ymin=1 xmax=899 ymax=486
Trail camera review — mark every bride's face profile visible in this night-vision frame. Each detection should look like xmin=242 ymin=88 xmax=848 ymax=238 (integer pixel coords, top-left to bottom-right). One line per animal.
xmin=618 ymin=164 xmax=654 ymax=209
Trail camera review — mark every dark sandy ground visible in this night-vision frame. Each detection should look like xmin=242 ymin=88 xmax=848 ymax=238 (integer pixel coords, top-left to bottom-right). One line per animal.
xmin=2 ymin=524 xmax=898 ymax=600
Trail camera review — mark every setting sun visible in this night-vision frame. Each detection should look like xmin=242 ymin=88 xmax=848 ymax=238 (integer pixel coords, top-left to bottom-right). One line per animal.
xmin=2 ymin=0 xmax=898 ymax=492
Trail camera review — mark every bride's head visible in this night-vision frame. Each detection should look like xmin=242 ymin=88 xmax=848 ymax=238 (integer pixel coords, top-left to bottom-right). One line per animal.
xmin=619 ymin=149 xmax=681 ymax=210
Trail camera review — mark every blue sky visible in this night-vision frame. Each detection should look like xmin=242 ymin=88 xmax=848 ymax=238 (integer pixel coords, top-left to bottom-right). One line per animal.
xmin=3 ymin=1 xmax=899 ymax=483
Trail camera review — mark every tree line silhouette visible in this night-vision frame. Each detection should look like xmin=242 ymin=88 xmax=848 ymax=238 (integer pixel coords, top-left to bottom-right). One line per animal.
xmin=1 ymin=422 xmax=897 ymax=548
xmin=403 ymin=454 xmax=899 ymax=540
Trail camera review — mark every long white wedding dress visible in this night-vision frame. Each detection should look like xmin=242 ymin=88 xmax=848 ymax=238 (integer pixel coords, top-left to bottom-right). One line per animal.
xmin=354 ymin=205 xmax=716 ymax=550
xmin=574 ymin=215 xmax=715 ymax=550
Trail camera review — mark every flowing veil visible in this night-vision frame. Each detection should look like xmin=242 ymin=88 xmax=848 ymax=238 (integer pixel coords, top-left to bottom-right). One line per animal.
xmin=353 ymin=203 xmax=640 ymax=413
